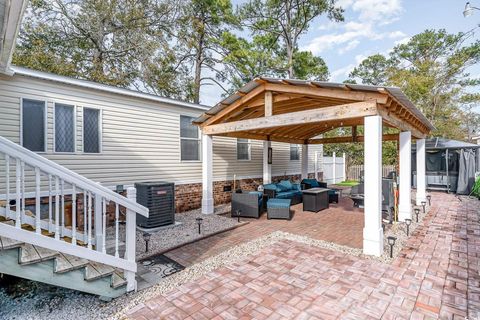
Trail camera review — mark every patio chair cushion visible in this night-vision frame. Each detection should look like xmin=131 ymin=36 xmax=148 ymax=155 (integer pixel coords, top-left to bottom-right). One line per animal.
xmin=276 ymin=190 xmax=302 ymax=199
xmin=292 ymin=183 xmax=301 ymax=191
xmin=301 ymin=179 xmax=320 ymax=188
xmin=263 ymin=183 xmax=278 ymax=191
xmin=267 ymin=198 xmax=291 ymax=209
xmin=277 ymin=180 xmax=293 ymax=191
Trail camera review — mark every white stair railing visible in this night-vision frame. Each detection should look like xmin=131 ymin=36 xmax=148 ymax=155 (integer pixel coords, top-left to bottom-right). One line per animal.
xmin=0 ymin=136 xmax=148 ymax=292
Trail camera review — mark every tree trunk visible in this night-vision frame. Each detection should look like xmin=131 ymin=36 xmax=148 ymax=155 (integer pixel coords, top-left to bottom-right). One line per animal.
xmin=287 ymin=43 xmax=294 ymax=79
xmin=193 ymin=30 xmax=205 ymax=104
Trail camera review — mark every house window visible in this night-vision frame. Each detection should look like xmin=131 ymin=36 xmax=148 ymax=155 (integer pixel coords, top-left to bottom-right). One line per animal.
xmin=22 ymin=99 xmax=46 ymax=152
xmin=237 ymin=138 xmax=251 ymax=160
xmin=55 ymin=104 xmax=75 ymax=153
xmin=83 ymin=108 xmax=101 ymax=153
xmin=180 ymin=115 xmax=200 ymax=161
xmin=290 ymin=144 xmax=300 ymax=160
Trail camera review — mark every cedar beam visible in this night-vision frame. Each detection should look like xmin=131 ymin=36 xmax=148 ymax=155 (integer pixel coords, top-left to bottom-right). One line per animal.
xmin=309 ymin=133 xmax=399 ymax=144
xmin=202 ymin=101 xmax=378 ymax=136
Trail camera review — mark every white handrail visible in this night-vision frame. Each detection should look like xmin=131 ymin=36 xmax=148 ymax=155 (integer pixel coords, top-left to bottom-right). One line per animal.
xmin=0 ymin=136 xmax=148 ymax=217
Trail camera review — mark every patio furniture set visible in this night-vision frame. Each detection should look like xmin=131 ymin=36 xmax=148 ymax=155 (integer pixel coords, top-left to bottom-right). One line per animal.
xmin=231 ymin=178 xmax=341 ymax=221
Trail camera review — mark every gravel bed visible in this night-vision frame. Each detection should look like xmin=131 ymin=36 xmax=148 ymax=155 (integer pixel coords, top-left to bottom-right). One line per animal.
xmin=134 ymin=203 xmax=241 ymax=260
xmin=0 ymin=202 xmax=430 ymax=320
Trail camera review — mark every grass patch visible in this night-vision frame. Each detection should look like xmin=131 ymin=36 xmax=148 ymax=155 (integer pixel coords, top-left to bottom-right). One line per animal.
xmin=336 ymin=180 xmax=359 ymax=186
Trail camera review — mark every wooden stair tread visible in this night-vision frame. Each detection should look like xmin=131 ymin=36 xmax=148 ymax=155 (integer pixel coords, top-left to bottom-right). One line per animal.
xmin=19 ymin=244 xmax=42 ymax=265
xmin=54 ymin=254 xmax=75 ymax=273
xmin=0 ymin=235 xmax=23 ymax=250
xmin=34 ymin=246 xmax=58 ymax=260
xmin=85 ymin=262 xmax=115 ymax=281
xmin=111 ymin=272 xmax=127 ymax=289
xmin=61 ymin=253 xmax=89 ymax=269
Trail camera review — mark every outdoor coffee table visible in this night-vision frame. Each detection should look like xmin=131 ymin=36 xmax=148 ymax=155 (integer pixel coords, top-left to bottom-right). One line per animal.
xmin=302 ymin=188 xmax=329 ymax=212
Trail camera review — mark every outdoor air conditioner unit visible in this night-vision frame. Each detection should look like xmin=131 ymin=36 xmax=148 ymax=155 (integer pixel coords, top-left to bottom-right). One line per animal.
xmin=135 ymin=181 xmax=175 ymax=229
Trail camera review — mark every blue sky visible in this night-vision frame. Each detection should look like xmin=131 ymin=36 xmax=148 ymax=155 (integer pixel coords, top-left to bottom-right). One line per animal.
xmin=200 ymin=0 xmax=480 ymax=106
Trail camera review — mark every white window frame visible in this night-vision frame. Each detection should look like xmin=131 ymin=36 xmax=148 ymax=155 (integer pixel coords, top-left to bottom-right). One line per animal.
xmin=236 ymin=138 xmax=251 ymax=161
xmin=20 ymin=98 xmax=48 ymax=153
xmin=290 ymin=144 xmax=300 ymax=161
xmin=179 ymin=115 xmax=201 ymax=162
xmin=53 ymin=103 xmax=77 ymax=154
xmin=82 ymin=107 xmax=102 ymax=154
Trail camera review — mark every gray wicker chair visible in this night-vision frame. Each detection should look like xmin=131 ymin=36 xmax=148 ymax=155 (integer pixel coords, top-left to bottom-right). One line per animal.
xmin=231 ymin=192 xmax=264 ymax=218
xmin=350 ymin=179 xmax=395 ymax=223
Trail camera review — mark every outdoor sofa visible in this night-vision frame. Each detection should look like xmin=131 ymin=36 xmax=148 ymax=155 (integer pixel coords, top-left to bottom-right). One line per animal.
xmin=231 ymin=191 xmax=264 ymax=218
xmin=301 ymin=179 xmax=339 ymax=203
xmin=263 ymin=180 xmax=303 ymax=205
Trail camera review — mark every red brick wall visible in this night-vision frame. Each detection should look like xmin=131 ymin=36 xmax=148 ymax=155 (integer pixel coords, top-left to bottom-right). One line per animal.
xmin=174 ymin=173 xmax=321 ymax=213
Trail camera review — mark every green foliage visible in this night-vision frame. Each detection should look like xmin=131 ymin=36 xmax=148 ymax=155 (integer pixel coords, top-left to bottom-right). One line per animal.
xmin=239 ymin=0 xmax=343 ymax=78
xmin=348 ymin=29 xmax=480 ymax=141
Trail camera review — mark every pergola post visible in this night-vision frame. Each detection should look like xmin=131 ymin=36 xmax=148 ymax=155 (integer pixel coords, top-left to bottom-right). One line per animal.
xmin=399 ymin=131 xmax=412 ymax=221
xmin=201 ymin=134 xmax=214 ymax=214
xmin=263 ymin=141 xmax=272 ymax=184
xmin=301 ymin=144 xmax=309 ymax=179
xmin=363 ymin=115 xmax=383 ymax=256
xmin=416 ymin=138 xmax=427 ymax=205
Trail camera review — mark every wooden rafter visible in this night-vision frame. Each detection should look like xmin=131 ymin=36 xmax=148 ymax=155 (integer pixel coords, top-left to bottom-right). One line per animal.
xmin=202 ymin=101 xmax=377 ymax=136
xmin=309 ymin=133 xmax=399 ymax=144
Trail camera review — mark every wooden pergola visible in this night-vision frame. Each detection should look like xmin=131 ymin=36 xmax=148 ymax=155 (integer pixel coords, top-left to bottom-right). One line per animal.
xmin=195 ymin=77 xmax=433 ymax=257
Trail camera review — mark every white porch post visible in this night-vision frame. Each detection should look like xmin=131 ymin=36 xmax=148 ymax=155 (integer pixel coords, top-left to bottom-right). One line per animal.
xmin=263 ymin=140 xmax=272 ymax=184
xmin=201 ymin=134 xmax=214 ymax=214
xmin=399 ymin=131 xmax=412 ymax=221
xmin=363 ymin=115 xmax=383 ymax=256
xmin=342 ymin=152 xmax=346 ymax=182
xmin=332 ymin=152 xmax=336 ymax=183
xmin=301 ymin=144 xmax=309 ymax=179
xmin=416 ymin=138 xmax=427 ymax=205
xmin=314 ymin=151 xmax=319 ymax=180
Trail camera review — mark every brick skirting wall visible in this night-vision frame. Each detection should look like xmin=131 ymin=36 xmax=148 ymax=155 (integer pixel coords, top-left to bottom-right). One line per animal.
xmin=18 ymin=172 xmax=323 ymax=226
xmin=174 ymin=172 xmax=321 ymax=213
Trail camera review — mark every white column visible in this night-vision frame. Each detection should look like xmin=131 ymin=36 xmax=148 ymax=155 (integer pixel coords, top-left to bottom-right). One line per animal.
xmin=416 ymin=138 xmax=427 ymax=205
xmin=363 ymin=115 xmax=383 ymax=256
xmin=332 ymin=152 xmax=336 ymax=184
xmin=399 ymin=131 xmax=412 ymax=221
xmin=124 ymin=187 xmax=137 ymax=292
xmin=342 ymin=153 xmax=346 ymax=182
xmin=301 ymin=144 xmax=309 ymax=179
xmin=201 ymin=134 xmax=214 ymax=214
xmin=263 ymin=141 xmax=272 ymax=184
xmin=314 ymin=151 xmax=319 ymax=180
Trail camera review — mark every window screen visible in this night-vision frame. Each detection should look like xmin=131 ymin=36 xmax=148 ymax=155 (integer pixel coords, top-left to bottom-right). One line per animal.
xmin=55 ymin=104 xmax=75 ymax=152
xmin=290 ymin=144 xmax=300 ymax=160
xmin=22 ymin=99 xmax=45 ymax=152
xmin=237 ymin=139 xmax=250 ymax=160
xmin=180 ymin=115 xmax=200 ymax=161
xmin=83 ymin=108 xmax=100 ymax=153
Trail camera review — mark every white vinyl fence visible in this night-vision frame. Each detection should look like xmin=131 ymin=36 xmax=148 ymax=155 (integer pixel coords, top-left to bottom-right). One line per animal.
xmin=347 ymin=164 xmax=396 ymax=181
xmin=314 ymin=152 xmax=345 ymax=184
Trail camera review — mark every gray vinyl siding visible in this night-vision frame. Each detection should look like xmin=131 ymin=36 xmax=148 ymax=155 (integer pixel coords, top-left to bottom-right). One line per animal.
xmin=0 ymin=73 xmax=323 ymax=191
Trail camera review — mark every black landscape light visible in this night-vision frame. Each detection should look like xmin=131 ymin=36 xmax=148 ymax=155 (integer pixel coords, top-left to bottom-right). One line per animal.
xmin=143 ymin=232 xmax=151 ymax=253
xmin=421 ymin=201 xmax=426 ymax=213
xmin=235 ymin=209 xmax=241 ymax=223
xmin=405 ymin=218 xmax=412 ymax=236
xmin=196 ymin=217 xmax=203 ymax=234
xmin=426 ymin=195 xmax=431 ymax=206
xmin=414 ymin=208 xmax=420 ymax=223
xmin=387 ymin=236 xmax=397 ymax=258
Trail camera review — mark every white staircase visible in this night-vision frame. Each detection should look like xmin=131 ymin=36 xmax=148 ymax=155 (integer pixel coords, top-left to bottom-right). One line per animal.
xmin=0 ymin=136 xmax=148 ymax=299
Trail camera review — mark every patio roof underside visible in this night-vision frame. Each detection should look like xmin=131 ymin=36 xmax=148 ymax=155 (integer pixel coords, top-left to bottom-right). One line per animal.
xmin=195 ymin=78 xmax=434 ymax=144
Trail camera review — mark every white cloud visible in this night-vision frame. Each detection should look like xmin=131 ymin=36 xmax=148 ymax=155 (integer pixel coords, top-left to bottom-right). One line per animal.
xmin=330 ymin=54 xmax=368 ymax=81
xmin=303 ymin=0 xmax=405 ymax=55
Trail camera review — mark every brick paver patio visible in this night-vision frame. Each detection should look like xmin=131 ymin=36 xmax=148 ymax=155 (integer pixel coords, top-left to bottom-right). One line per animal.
xmin=128 ymin=193 xmax=480 ymax=319
xmin=166 ymin=196 xmax=365 ymax=267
